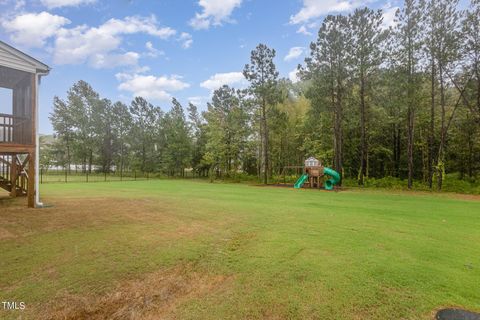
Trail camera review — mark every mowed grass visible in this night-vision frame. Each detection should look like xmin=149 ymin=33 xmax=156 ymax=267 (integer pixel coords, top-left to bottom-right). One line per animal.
xmin=1 ymin=180 xmax=480 ymax=319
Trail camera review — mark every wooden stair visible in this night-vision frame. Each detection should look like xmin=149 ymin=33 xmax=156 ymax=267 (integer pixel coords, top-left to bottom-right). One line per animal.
xmin=0 ymin=155 xmax=28 ymax=197
xmin=0 ymin=176 xmax=27 ymax=196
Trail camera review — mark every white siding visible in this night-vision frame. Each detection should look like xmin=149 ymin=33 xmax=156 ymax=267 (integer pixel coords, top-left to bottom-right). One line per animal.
xmin=0 ymin=46 xmax=37 ymax=73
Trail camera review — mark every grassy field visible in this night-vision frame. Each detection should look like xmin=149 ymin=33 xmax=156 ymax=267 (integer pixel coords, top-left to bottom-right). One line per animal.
xmin=1 ymin=180 xmax=479 ymax=319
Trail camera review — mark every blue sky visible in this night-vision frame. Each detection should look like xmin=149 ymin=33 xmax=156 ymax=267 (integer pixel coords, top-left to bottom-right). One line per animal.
xmin=0 ymin=0 xmax=402 ymax=134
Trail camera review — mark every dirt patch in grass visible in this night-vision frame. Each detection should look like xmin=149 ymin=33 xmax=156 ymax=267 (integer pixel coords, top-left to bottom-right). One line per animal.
xmin=0 ymin=197 xmax=222 ymax=240
xmin=0 ymin=226 xmax=16 ymax=240
xmin=40 ymin=263 xmax=232 ymax=320
xmin=445 ymin=193 xmax=480 ymax=202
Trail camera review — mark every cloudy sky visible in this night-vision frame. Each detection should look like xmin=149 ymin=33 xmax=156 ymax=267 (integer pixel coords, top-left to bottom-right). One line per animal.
xmin=0 ymin=0 xmax=401 ymax=133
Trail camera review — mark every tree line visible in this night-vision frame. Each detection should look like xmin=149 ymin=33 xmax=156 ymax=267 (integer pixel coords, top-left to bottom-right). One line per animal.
xmin=45 ymin=0 xmax=480 ymax=190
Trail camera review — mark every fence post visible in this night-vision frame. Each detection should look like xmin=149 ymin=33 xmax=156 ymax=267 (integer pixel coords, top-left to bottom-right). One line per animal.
xmin=40 ymin=168 xmax=43 ymax=184
xmin=147 ymin=172 xmax=149 ymax=180
xmin=134 ymin=170 xmax=137 ymax=181
xmin=65 ymin=168 xmax=67 ymax=183
xmin=104 ymin=171 xmax=107 ymax=182
xmin=86 ymin=172 xmax=89 ymax=183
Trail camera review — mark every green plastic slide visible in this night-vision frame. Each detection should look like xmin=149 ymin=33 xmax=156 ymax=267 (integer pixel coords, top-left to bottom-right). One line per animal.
xmin=294 ymin=174 xmax=309 ymax=189
xmin=323 ymin=167 xmax=341 ymax=190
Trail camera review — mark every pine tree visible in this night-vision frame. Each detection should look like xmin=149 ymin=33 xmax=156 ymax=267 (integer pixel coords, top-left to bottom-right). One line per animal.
xmin=162 ymin=98 xmax=191 ymax=176
xmin=423 ymin=0 xmax=461 ymax=189
xmin=243 ymin=44 xmax=281 ymax=184
xmin=349 ymin=8 xmax=389 ymax=185
xmin=393 ymin=0 xmax=423 ymax=188
xmin=129 ymin=97 xmax=159 ymax=173
xmin=301 ymin=14 xmax=350 ymax=180
xmin=49 ymin=96 xmax=75 ymax=172
xmin=111 ymin=101 xmax=132 ymax=175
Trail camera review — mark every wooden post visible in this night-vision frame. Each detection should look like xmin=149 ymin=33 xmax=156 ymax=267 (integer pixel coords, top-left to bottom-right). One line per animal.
xmin=27 ymin=152 xmax=35 ymax=208
xmin=10 ymin=156 xmax=17 ymax=197
xmin=28 ymin=73 xmax=36 ymax=208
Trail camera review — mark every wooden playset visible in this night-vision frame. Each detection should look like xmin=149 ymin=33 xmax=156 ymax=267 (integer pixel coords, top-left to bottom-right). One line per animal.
xmin=294 ymin=157 xmax=340 ymax=190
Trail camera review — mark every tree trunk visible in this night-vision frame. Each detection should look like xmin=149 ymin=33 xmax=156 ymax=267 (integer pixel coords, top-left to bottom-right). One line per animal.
xmin=258 ymin=123 xmax=262 ymax=179
xmin=407 ymin=106 xmax=414 ymax=188
xmin=406 ymin=9 xmax=415 ymax=189
xmin=88 ymin=149 xmax=93 ymax=174
xmin=142 ymin=141 xmax=146 ymax=173
xmin=468 ymin=133 xmax=473 ymax=178
xmin=334 ymin=84 xmax=343 ymax=185
xmin=428 ymin=59 xmax=435 ymax=189
xmin=262 ymin=98 xmax=269 ymax=185
xmin=393 ymin=124 xmax=401 ymax=177
xmin=66 ymin=140 xmax=71 ymax=174
xmin=120 ymin=142 xmax=124 ymax=178
xmin=476 ymin=61 xmax=480 ymax=117
xmin=437 ymin=63 xmax=446 ymax=191
xmin=358 ymin=74 xmax=367 ymax=186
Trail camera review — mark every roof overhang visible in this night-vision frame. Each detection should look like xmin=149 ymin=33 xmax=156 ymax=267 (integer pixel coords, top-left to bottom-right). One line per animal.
xmin=0 ymin=40 xmax=50 ymax=75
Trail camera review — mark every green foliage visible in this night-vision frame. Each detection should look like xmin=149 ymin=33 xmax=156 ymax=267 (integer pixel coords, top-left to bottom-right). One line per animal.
xmin=341 ymin=175 xmax=480 ymax=194
xmin=46 ymin=0 xmax=480 ymax=192
xmin=244 ymin=43 xmax=282 ymax=184
xmin=162 ymin=98 xmax=192 ymax=175
xmin=202 ymin=86 xmax=251 ymax=178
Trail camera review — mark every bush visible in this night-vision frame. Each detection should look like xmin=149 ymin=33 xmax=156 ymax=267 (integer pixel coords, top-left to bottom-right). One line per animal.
xmin=342 ymin=175 xmax=480 ymax=194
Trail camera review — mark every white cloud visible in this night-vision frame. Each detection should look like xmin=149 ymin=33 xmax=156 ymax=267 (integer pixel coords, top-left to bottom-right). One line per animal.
xmin=190 ymin=0 xmax=242 ymax=30
xmin=145 ymin=41 xmax=164 ymax=57
xmin=290 ymin=0 xmax=359 ymax=25
xmin=297 ymin=25 xmax=313 ymax=36
xmin=91 ymin=16 xmax=176 ymax=39
xmin=1 ymin=13 xmax=180 ymax=68
xmin=382 ymin=4 xmax=399 ymax=29
xmin=90 ymin=52 xmax=139 ymax=69
xmin=53 ymin=16 xmax=176 ymax=66
xmin=200 ymin=72 xmax=247 ymax=91
xmin=289 ymin=69 xmax=300 ymax=83
xmin=188 ymin=96 xmax=209 ymax=106
xmin=132 ymin=65 xmax=151 ymax=74
xmin=179 ymin=32 xmax=193 ymax=49
xmin=14 ymin=0 xmax=25 ymax=10
xmin=1 ymin=11 xmax=70 ymax=47
xmin=40 ymin=0 xmax=95 ymax=9
xmin=117 ymin=73 xmax=190 ymax=101
xmin=284 ymin=47 xmax=304 ymax=61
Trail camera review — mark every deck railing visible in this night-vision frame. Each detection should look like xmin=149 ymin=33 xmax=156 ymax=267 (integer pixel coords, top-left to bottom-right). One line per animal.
xmin=0 ymin=113 xmax=32 ymax=145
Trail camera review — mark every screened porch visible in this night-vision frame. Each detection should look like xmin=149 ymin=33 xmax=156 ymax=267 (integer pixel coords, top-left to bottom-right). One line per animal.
xmin=0 ymin=65 xmax=34 ymax=146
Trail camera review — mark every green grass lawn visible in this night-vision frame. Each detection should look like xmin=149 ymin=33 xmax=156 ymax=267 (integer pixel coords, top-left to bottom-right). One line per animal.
xmin=1 ymin=180 xmax=479 ymax=319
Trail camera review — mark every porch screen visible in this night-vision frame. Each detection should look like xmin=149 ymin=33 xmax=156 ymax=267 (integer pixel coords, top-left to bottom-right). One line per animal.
xmin=0 ymin=65 xmax=34 ymax=145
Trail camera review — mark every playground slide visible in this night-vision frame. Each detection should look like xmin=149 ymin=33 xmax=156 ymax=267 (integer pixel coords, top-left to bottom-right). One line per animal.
xmin=294 ymin=174 xmax=309 ymax=189
xmin=323 ymin=167 xmax=341 ymax=190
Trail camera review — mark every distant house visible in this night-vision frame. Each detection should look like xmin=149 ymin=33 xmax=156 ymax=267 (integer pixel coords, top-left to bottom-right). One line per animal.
xmin=0 ymin=40 xmax=50 ymax=207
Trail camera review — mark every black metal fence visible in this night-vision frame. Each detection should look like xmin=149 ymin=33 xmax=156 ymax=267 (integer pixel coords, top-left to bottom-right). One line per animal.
xmin=39 ymin=169 xmax=156 ymax=184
